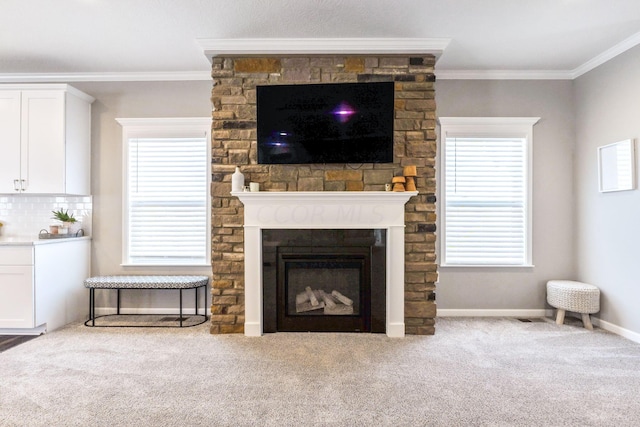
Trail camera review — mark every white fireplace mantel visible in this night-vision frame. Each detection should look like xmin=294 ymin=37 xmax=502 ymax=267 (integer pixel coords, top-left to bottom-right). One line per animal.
xmin=233 ymin=191 xmax=417 ymax=337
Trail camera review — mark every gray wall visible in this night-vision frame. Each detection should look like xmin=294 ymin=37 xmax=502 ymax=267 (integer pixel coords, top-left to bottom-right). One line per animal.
xmin=574 ymin=45 xmax=640 ymax=336
xmin=75 ymin=73 xmax=640 ymax=336
xmin=72 ymin=81 xmax=213 ymax=311
xmin=435 ymin=80 xmax=576 ymax=312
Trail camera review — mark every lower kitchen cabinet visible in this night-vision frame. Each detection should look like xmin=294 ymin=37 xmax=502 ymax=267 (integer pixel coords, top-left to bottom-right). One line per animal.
xmin=0 ymin=238 xmax=90 ymax=333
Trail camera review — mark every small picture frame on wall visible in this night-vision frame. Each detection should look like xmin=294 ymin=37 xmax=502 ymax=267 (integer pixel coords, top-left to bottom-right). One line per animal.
xmin=598 ymin=139 xmax=636 ymax=193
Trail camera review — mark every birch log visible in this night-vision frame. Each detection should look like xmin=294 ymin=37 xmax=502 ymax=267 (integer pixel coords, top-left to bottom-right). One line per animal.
xmin=331 ymin=290 xmax=353 ymax=306
xmin=296 ymin=292 xmax=310 ymax=305
xmin=318 ymin=290 xmax=337 ymax=308
xmin=296 ymin=301 xmax=325 ymax=313
xmin=306 ymin=286 xmax=319 ymax=306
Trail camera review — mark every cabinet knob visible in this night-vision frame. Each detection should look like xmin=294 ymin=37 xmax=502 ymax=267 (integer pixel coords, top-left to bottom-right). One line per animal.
xmin=20 ymin=179 xmax=26 ymax=191
xmin=13 ymin=179 xmax=20 ymax=191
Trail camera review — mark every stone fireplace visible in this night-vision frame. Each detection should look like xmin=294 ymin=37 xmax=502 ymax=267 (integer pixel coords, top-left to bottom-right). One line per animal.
xmin=210 ymin=52 xmax=438 ymax=335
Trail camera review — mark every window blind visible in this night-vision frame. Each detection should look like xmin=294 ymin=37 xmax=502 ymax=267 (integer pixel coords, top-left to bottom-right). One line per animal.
xmin=444 ymin=136 xmax=527 ymax=266
xmin=127 ymin=136 xmax=207 ymax=264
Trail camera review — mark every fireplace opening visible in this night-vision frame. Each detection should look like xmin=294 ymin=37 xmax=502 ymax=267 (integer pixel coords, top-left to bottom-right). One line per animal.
xmin=278 ymin=250 xmax=369 ymax=332
xmin=263 ymin=229 xmax=386 ymax=333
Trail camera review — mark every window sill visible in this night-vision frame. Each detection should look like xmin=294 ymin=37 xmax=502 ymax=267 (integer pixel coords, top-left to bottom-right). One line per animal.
xmin=120 ymin=263 xmax=212 ymax=268
xmin=440 ymin=264 xmax=535 ymax=269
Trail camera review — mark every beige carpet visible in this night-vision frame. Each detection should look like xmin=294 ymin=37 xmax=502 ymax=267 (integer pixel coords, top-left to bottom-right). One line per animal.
xmin=1 ymin=317 xmax=639 ymax=426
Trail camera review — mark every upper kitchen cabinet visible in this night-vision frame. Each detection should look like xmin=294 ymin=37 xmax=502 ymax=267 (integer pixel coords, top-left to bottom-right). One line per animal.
xmin=0 ymin=84 xmax=94 ymax=195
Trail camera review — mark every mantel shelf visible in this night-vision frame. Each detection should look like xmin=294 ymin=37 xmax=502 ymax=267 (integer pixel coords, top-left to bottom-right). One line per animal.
xmin=232 ymin=191 xmax=418 ymax=204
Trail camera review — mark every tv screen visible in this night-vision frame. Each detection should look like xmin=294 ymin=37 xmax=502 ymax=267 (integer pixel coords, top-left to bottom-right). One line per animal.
xmin=257 ymin=82 xmax=394 ymax=164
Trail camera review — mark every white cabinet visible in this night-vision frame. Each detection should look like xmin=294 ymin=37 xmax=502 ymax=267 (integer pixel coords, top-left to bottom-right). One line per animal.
xmin=0 ymin=84 xmax=94 ymax=195
xmin=0 ymin=247 xmax=34 ymax=329
xmin=0 ymin=239 xmax=91 ymax=332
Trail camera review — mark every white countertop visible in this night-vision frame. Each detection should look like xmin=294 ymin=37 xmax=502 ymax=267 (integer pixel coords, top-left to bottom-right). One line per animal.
xmin=0 ymin=235 xmax=91 ymax=246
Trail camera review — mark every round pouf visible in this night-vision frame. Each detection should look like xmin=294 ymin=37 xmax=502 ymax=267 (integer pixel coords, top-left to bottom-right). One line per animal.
xmin=546 ymin=280 xmax=600 ymax=330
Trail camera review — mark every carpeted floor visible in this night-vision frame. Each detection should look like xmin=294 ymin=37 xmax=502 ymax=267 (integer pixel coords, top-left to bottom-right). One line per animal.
xmin=1 ymin=317 xmax=639 ymax=426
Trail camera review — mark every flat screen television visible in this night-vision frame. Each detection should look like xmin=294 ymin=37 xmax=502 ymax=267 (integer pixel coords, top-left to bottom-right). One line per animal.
xmin=257 ymin=82 xmax=394 ymax=164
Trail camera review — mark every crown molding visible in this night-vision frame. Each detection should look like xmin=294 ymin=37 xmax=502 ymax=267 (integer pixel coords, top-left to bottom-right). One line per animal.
xmin=437 ymin=30 xmax=640 ymax=81
xmin=196 ymin=37 xmax=450 ymax=60
xmin=435 ymin=69 xmax=574 ymax=80
xmin=571 ymin=30 xmax=640 ymax=79
xmin=3 ymin=32 xmax=638 ymax=83
xmin=0 ymin=71 xmax=212 ymax=83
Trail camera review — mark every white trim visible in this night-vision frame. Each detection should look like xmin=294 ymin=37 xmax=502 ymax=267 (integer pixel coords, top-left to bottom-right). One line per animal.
xmin=0 ymin=324 xmax=47 ymax=336
xmin=437 ymin=309 xmax=554 ymax=317
xmin=2 ymin=31 xmax=639 ymax=83
xmin=117 ymin=117 xmax=212 ymax=267
xmin=435 ymin=69 xmax=574 ymax=80
xmin=0 ymin=71 xmax=211 ymax=83
xmin=591 ymin=317 xmax=640 ymax=344
xmin=440 ymin=264 xmax=535 ymax=268
xmin=234 ymin=191 xmax=416 ymax=338
xmin=437 ymin=30 xmax=640 ymax=80
xmin=120 ymin=264 xmax=212 ymax=268
xmin=438 ymin=117 xmax=541 ymax=128
xmin=197 ymin=37 xmax=450 ymax=59
xmin=438 ymin=117 xmax=539 ymax=267
xmin=572 ymin=30 xmax=640 ymax=79
xmin=0 ymin=83 xmax=95 ymax=102
xmin=115 ymin=117 xmax=212 ymax=128
xmin=438 ymin=311 xmax=640 ymax=344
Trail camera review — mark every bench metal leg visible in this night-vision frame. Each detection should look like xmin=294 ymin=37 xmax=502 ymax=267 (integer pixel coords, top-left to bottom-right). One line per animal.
xmin=117 ymin=289 xmax=121 ymax=315
xmin=90 ymin=288 xmax=95 ymax=326
xmin=179 ymin=289 xmax=183 ymax=327
xmin=195 ymin=286 xmax=199 ymax=317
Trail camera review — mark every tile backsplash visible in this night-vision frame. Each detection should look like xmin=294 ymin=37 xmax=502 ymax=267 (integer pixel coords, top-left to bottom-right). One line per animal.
xmin=0 ymin=195 xmax=92 ymax=238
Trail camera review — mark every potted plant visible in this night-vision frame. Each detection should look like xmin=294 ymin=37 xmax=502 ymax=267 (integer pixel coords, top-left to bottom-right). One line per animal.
xmin=51 ymin=209 xmax=79 ymax=235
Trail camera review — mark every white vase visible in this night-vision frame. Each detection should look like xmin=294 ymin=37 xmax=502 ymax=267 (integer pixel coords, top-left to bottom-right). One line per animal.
xmin=231 ymin=166 xmax=245 ymax=193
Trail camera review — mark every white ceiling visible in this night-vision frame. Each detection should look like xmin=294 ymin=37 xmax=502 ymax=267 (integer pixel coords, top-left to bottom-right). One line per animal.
xmin=1 ymin=0 xmax=640 ymax=81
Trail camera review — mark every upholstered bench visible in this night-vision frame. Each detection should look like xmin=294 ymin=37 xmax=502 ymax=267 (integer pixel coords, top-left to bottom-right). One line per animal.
xmin=546 ymin=280 xmax=600 ymax=330
xmin=84 ymin=275 xmax=209 ymax=327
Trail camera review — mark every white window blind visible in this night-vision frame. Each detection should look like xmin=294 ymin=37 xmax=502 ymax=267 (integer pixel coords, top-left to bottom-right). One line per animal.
xmin=118 ymin=118 xmax=211 ymax=266
xmin=439 ymin=117 xmax=538 ymax=267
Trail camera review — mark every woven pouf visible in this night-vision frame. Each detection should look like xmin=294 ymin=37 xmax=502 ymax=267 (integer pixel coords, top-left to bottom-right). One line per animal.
xmin=546 ymin=280 xmax=600 ymax=330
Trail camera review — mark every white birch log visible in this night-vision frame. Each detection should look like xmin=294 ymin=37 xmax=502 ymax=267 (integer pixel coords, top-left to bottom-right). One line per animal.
xmin=296 ymin=292 xmax=309 ymax=305
xmin=324 ymin=303 xmax=354 ymax=315
xmin=306 ymin=286 xmax=319 ymax=307
xmin=296 ymin=301 xmax=325 ymax=313
xmin=331 ymin=290 xmax=353 ymax=306
xmin=318 ymin=290 xmax=337 ymax=308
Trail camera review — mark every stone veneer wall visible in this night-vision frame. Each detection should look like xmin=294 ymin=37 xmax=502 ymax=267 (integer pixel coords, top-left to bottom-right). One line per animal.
xmin=210 ymin=55 xmax=437 ymax=335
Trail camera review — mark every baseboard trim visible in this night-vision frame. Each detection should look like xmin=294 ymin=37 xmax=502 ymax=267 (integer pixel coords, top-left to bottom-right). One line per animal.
xmin=436 ymin=310 xmax=640 ymax=344
xmin=591 ymin=317 xmax=640 ymax=344
xmin=0 ymin=324 xmax=47 ymax=336
xmin=386 ymin=322 xmax=405 ymax=338
xmin=437 ymin=309 xmax=553 ymax=318
xmin=244 ymin=322 xmax=262 ymax=337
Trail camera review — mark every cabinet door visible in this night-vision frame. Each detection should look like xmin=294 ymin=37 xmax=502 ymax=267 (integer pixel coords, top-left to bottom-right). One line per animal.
xmin=0 ymin=266 xmax=35 ymax=328
xmin=0 ymin=91 xmax=22 ymax=193
xmin=21 ymin=91 xmax=66 ymax=193
xmin=34 ymin=239 xmax=90 ymax=330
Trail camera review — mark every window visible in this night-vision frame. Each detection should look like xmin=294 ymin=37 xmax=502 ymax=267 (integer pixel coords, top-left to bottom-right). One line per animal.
xmin=117 ymin=118 xmax=211 ymax=266
xmin=439 ymin=117 xmax=539 ymax=267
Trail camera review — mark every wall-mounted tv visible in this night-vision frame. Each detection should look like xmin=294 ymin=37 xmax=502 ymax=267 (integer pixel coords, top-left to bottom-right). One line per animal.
xmin=257 ymin=82 xmax=394 ymax=164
